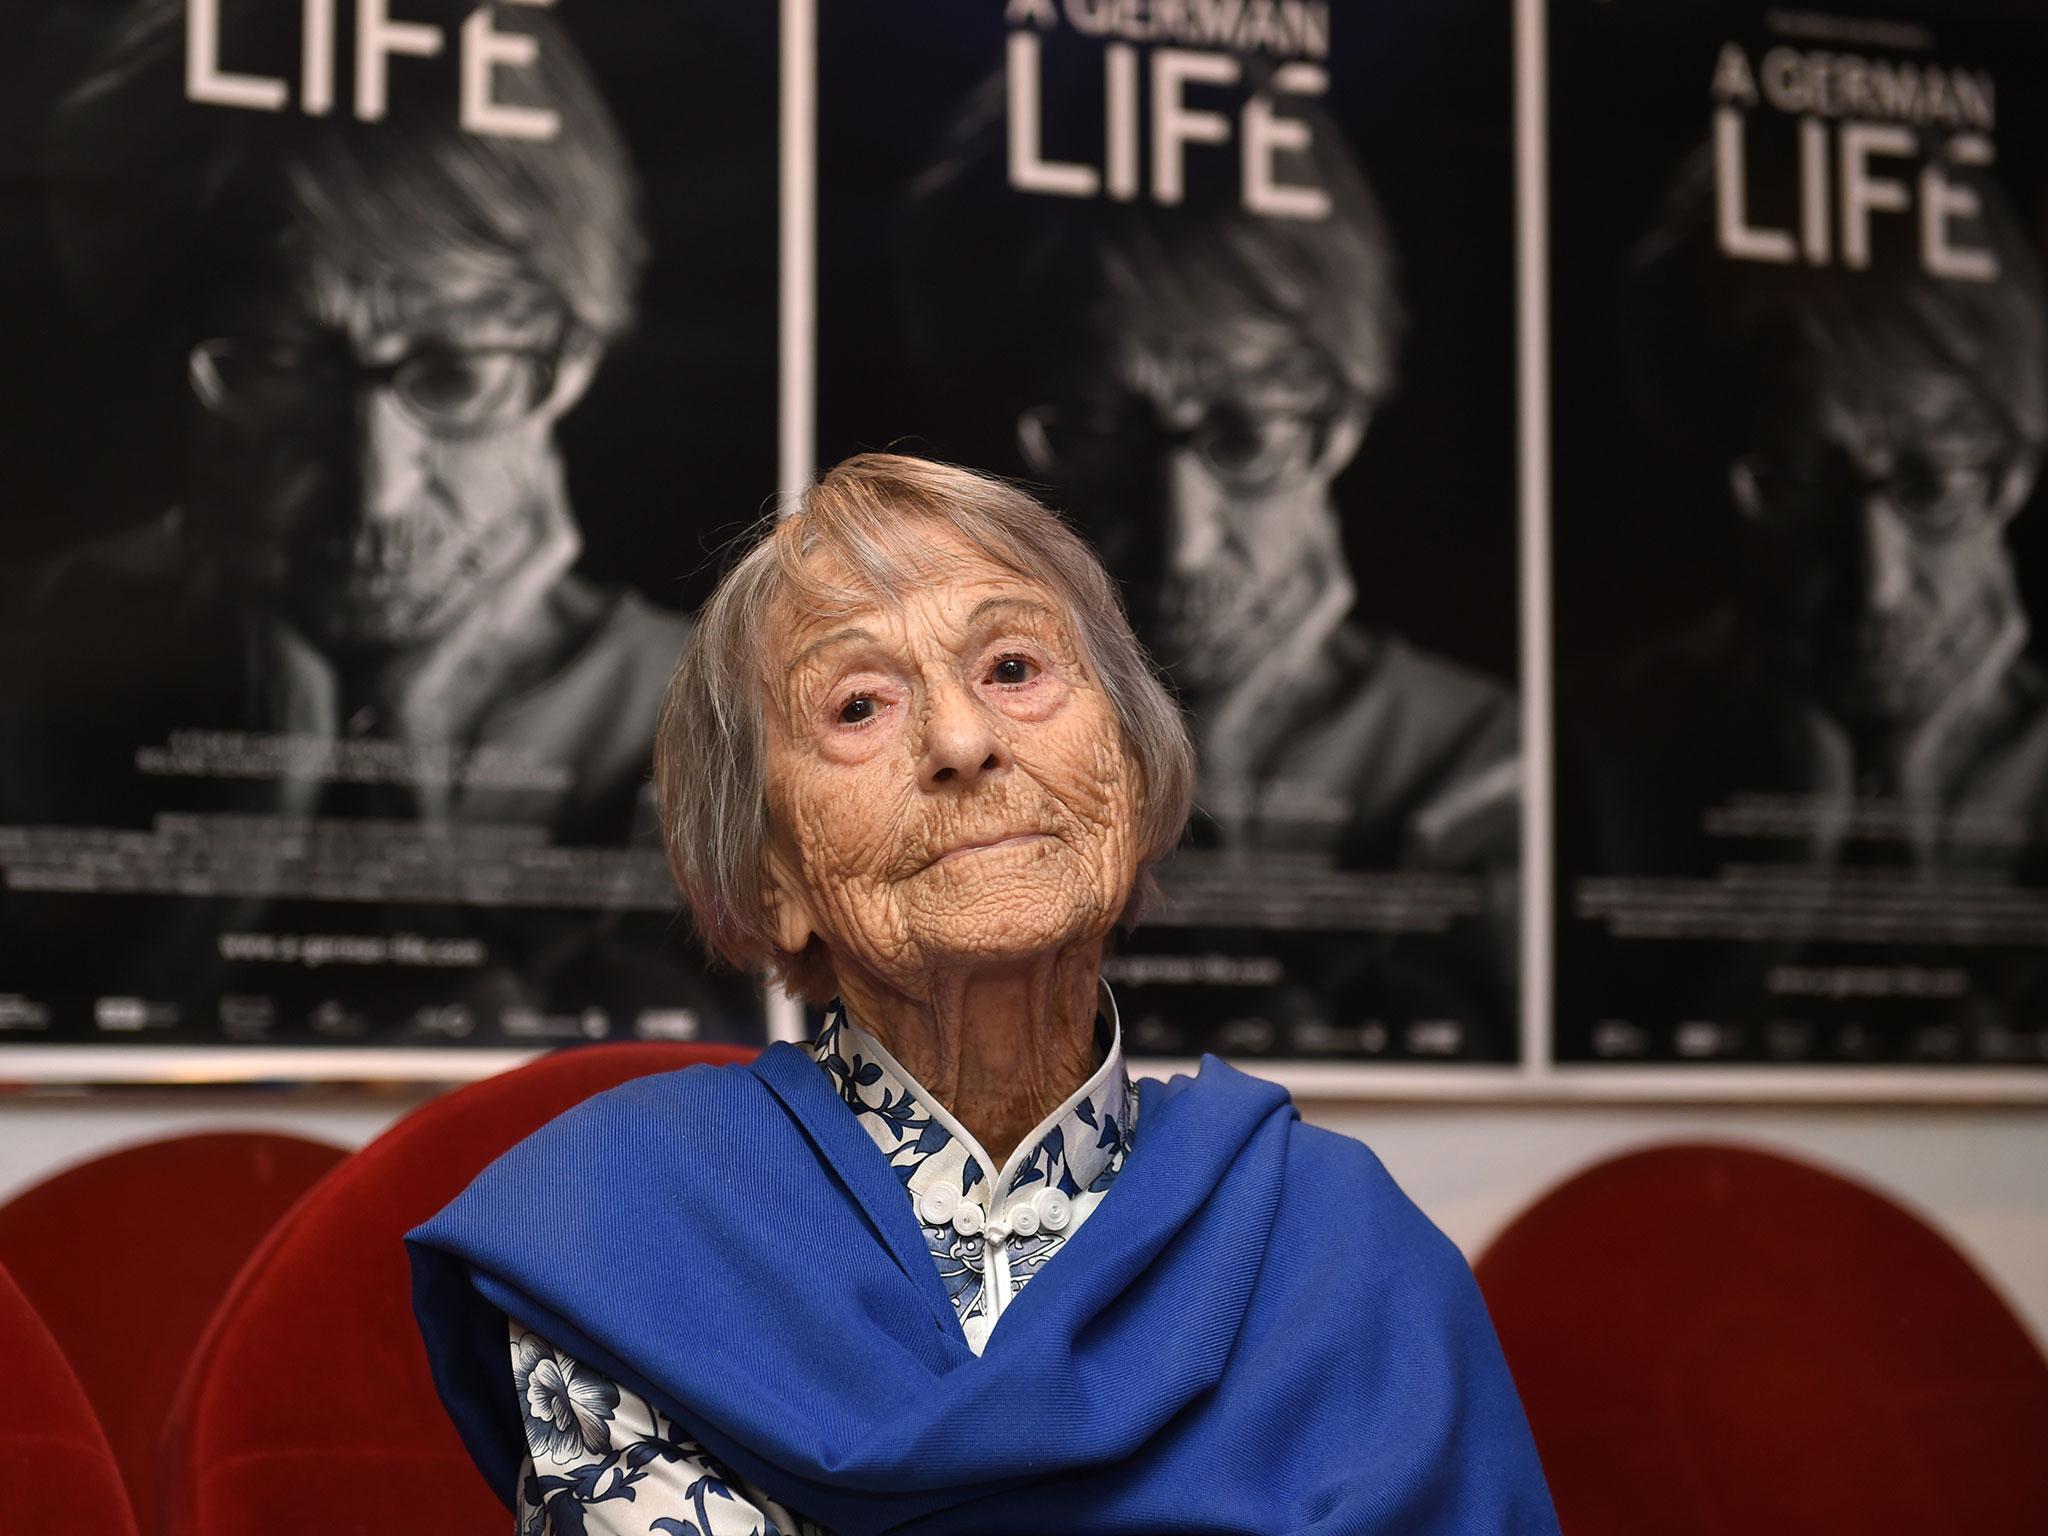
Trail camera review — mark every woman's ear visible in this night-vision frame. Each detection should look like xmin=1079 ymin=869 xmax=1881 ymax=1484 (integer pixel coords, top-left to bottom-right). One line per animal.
xmin=761 ymin=840 xmax=819 ymax=956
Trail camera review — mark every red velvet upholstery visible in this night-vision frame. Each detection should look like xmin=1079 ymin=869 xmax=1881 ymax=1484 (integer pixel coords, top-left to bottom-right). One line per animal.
xmin=1475 ymin=1142 xmax=2048 ymax=1535
xmin=0 ymin=1260 xmax=139 ymax=1536
xmin=0 ymin=1129 xmax=347 ymax=1534
xmin=161 ymin=1042 xmax=756 ymax=1536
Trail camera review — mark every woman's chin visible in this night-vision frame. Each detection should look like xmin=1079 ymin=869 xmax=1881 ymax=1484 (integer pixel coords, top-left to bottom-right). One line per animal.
xmin=903 ymin=903 xmax=1120 ymax=975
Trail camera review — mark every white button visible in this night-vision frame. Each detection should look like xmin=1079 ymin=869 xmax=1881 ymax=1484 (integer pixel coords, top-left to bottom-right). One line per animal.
xmin=1038 ymin=1190 xmax=1071 ymax=1232
xmin=952 ymin=1201 xmax=985 ymax=1237
xmin=917 ymin=1185 xmax=957 ymax=1227
xmin=1009 ymin=1202 xmax=1040 ymax=1238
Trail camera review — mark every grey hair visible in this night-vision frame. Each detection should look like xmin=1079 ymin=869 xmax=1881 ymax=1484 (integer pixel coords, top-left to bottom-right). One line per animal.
xmin=655 ymin=452 xmax=1196 ymax=1000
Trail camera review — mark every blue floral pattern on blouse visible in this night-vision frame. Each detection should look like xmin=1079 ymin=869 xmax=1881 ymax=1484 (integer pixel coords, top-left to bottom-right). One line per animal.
xmin=510 ymin=995 xmax=1135 ymax=1535
xmin=514 ymin=1334 xmax=620 ymax=1460
xmin=814 ymin=1006 xmax=1133 ymax=1352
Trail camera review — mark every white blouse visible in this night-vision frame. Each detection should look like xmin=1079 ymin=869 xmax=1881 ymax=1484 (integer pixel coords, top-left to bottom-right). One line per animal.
xmin=507 ymin=1003 xmax=1137 ymax=1536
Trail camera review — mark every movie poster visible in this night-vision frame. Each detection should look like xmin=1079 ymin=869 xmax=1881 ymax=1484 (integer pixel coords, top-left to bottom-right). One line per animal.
xmin=0 ymin=0 xmax=775 ymax=1058
xmin=815 ymin=1 xmax=1523 ymax=1063
xmin=1553 ymin=0 xmax=2048 ymax=1068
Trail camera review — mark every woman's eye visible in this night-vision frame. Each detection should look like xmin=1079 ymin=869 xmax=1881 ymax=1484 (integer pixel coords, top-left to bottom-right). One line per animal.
xmin=837 ymin=695 xmax=878 ymax=724
xmin=990 ymin=656 xmax=1039 ymax=686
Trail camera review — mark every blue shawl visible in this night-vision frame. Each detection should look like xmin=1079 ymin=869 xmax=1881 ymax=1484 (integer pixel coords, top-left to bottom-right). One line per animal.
xmin=407 ymin=1045 xmax=1557 ymax=1534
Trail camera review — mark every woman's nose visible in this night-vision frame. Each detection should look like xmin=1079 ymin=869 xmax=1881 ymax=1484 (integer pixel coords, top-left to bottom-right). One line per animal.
xmin=917 ymin=678 xmax=1008 ymax=789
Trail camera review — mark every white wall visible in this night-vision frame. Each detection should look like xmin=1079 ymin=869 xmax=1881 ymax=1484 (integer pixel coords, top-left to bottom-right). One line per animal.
xmin=2 ymin=1092 xmax=2042 ymax=1351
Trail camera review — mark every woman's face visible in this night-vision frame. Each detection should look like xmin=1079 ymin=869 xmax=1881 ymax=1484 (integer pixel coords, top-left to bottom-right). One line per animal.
xmin=759 ymin=531 xmax=1142 ymax=993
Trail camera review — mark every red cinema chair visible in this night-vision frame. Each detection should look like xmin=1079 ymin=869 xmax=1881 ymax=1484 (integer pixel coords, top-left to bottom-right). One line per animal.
xmin=160 ymin=1041 xmax=757 ymax=1536
xmin=1476 ymin=1142 xmax=2048 ymax=1535
xmin=0 ymin=1259 xmax=138 ymax=1536
xmin=0 ymin=1129 xmax=348 ymax=1534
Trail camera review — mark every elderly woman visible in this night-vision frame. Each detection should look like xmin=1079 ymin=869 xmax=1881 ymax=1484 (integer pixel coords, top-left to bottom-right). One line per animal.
xmin=409 ymin=454 xmax=1557 ymax=1534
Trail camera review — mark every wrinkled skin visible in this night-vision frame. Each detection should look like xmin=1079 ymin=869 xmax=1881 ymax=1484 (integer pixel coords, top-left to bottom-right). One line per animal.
xmin=760 ymin=533 xmax=1142 ymax=1162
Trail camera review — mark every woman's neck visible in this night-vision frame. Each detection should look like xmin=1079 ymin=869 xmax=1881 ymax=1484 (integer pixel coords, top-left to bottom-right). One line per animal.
xmin=835 ymin=942 xmax=1104 ymax=1168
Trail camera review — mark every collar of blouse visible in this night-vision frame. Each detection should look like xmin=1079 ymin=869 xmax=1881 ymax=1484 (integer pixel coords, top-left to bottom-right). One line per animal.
xmin=811 ymin=984 xmax=1136 ymax=1350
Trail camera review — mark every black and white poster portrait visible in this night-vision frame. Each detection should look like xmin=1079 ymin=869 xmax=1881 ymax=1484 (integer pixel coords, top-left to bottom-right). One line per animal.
xmin=0 ymin=0 xmax=776 ymax=1058
xmin=815 ymin=0 xmax=1523 ymax=1063
xmin=1553 ymin=0 xmax=2048 ymax=1068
